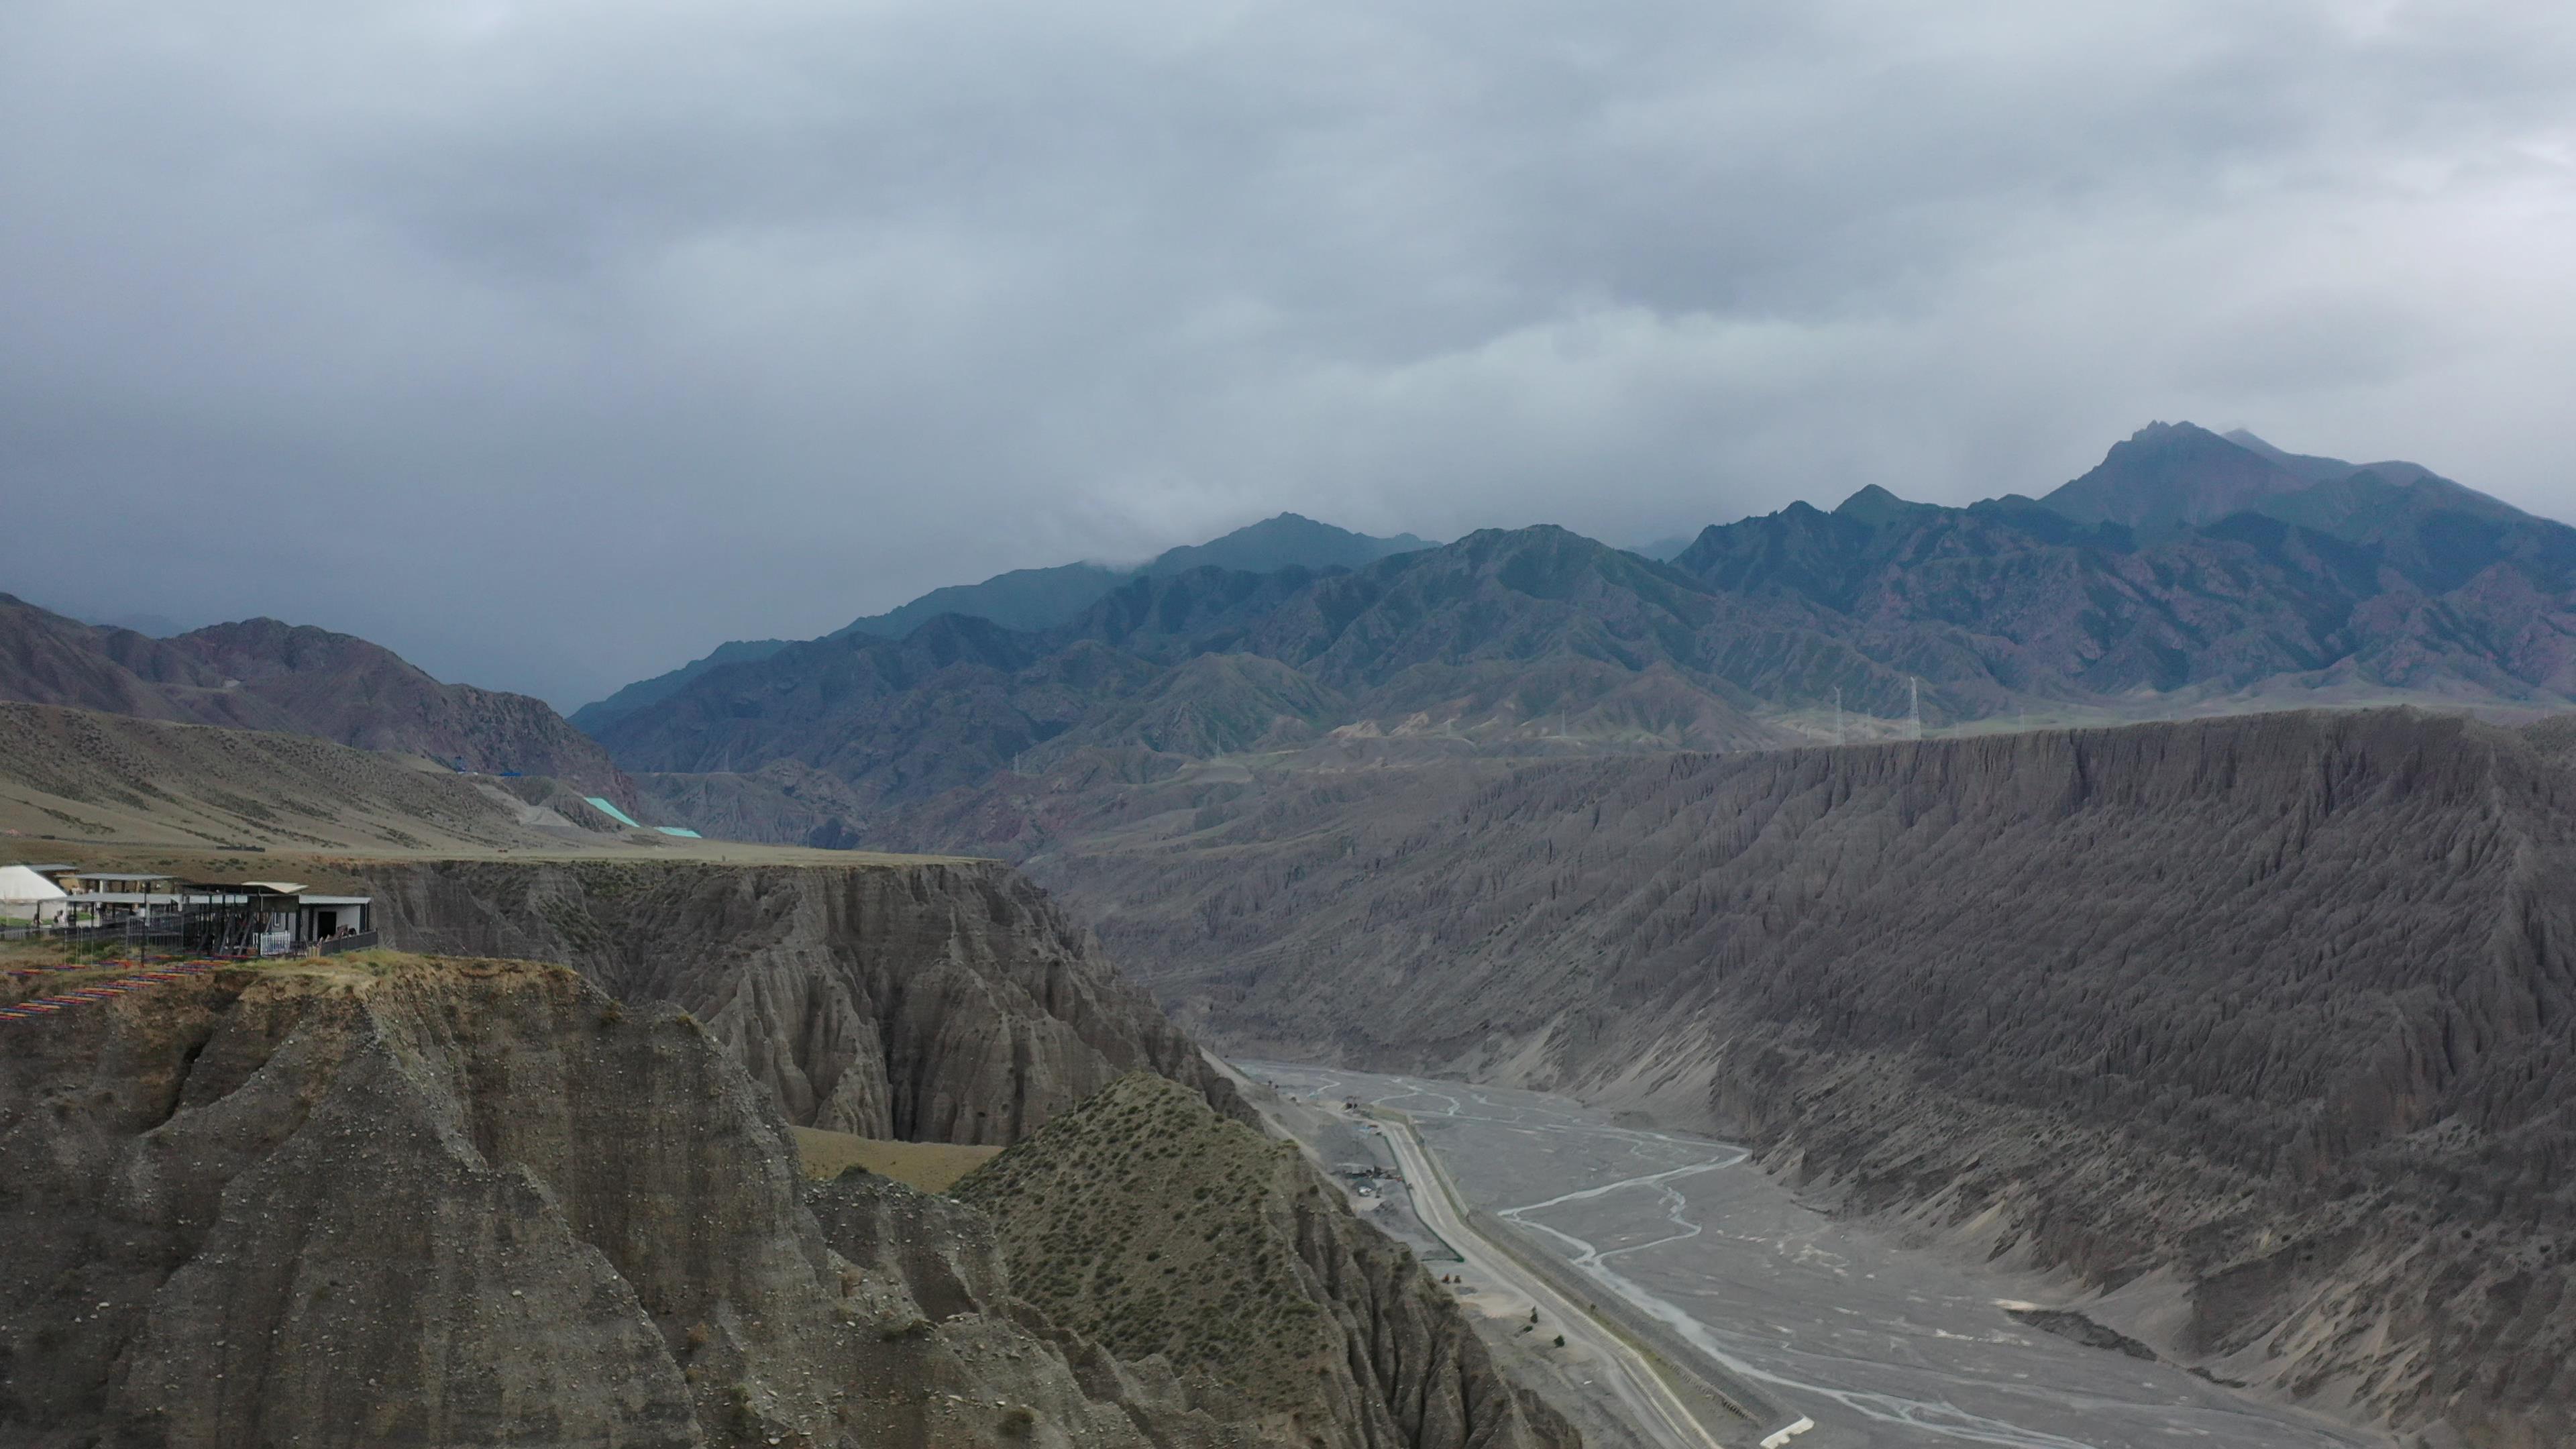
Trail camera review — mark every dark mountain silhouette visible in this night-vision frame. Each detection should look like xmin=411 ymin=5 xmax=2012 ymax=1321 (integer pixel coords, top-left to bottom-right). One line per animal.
xmin=1136 ymin=511 xmax=1435 ymax=577
xmin=599 ymin=423 xmax=2576 ymax=837
xmin=830 ymin=562 xmax=1134 ymax=641
xmin=2033 ymin=419 xmax=2321 ymax=540
xmin=564 ymin=635 xmax=797 ymax=734
xmin=1626 ymin=534 xmax=1700 ymax=561
xmin=834 ymin=513 xmax=1432 ymax=645
xmin=572 ymin=513 xmax=1434 ymax=731
xmin=0 ymin=594 xmax=634 ymax=800
xmin=598 ymin=529 xmax=1815 ymax=815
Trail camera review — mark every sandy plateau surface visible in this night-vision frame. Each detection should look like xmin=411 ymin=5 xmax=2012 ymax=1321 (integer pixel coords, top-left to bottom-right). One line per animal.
xmin=1246 ymin=1063 xmax=2395 ymax=1449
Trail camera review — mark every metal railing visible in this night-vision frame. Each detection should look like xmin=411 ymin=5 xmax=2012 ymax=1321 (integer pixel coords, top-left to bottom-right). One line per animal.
xmin=0 ymin=903 xmax=357 ymax=959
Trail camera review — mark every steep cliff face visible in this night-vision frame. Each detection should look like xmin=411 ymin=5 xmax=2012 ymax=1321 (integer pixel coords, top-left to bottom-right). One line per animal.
xmin=0 ymin=957 xmax=1051 ymax=1447
xmin=358 ymin=857 xmax=1241 ymax=1144
xmin=1020 ymin=708 xmax=2576 ymax=1444
xmin=957 ymin=1074 xmax=1578 ymax=1449
xmin=0 ymin=956 xmax=1544 ymax=1449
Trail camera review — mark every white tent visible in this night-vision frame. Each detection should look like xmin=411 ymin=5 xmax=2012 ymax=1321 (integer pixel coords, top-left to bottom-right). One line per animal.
xmin=0 ymin=864 xmax=70 ymax=923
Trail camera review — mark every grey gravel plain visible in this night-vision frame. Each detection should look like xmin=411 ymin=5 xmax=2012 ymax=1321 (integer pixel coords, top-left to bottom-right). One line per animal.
xmin=1249 ymin=1063 xmax=2394 ymax=1449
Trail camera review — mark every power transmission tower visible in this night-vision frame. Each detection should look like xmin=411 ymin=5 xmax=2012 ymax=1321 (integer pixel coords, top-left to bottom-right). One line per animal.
xmin=1833 ymin=687 xmax=1843 ymax=746
xmin=1909 ymin=677 xmax=1922 ymax=741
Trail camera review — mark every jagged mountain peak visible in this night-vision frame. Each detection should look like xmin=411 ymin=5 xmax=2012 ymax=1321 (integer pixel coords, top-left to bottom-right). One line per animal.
xmin=1833 ymin=483 xmax=1939 ymax=530
xmin=1144 ymin=511 xmax=1436 ymax=576
xmin=2037 ymin=419 xmax=2311 ymax=540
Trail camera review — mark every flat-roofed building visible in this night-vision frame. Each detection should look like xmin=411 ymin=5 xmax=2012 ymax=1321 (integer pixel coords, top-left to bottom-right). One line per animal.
xmin=223 ymin=882 xmax=375 ymax=955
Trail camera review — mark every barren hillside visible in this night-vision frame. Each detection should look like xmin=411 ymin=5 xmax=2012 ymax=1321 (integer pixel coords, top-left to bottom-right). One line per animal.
xmin=1014 ymin=708 xmax=2576 ymax=1444
xmin=0 ymin=955 xmax=1569 ymax=1449
xmin=0 ymin=595 xmax=633 ymax=800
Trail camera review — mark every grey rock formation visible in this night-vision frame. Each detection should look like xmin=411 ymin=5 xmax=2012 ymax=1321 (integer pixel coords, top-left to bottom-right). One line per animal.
xmin=0 ymin=956 xmax=1573 ymax=1449
xmin=358 ymin=857 xmax=1242 ymax=1144
xmin=1017 ymin=707 xmax=2576 ymax=1445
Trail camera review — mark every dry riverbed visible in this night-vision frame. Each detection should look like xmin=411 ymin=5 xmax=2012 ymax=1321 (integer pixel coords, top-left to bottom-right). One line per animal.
xmin=1245 ymin=1063 xmax=2396 ymax=1449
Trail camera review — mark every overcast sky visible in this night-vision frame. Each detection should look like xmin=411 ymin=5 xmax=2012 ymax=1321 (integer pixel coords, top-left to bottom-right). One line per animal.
xmin=5 ymin=0 xmax=2573 ymax=707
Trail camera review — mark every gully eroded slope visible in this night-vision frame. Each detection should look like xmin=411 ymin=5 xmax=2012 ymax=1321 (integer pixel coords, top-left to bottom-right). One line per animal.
xmin=358 ymin=857 xmax=1239 ymax=1144
xmin=1021 ymin=708 xmax=2576 ymax=1446
xmin=0 ymin=957 xmax=1568 ymax=1449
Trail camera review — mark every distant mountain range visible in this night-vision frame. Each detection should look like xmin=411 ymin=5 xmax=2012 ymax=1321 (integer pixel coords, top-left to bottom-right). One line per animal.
xmin=568 ymin=513 xmax=1436 ymax=732
xmin=0 ymin=596 xmax=635 ymax=804
xmin=13 ymin=421 xmax=2567 ymax=850
xmin=578 ymin=423 xmax=2575 ymax=839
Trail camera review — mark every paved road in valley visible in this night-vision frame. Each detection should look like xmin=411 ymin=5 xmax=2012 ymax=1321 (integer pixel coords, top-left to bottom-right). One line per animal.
xmin=1371 ymin=1104 xmax=1810 ymax=1449
xmin=1248 ymin=1064 xmax=2395 ymax=1449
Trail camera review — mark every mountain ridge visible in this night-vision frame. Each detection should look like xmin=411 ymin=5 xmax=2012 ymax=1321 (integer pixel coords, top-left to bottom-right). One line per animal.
xmin=570 ymin=513 xmax=1437 ymax=732
xmin=594 ymin=423 xmax=2576 ymax=841
xmin=0 ymin=594 xmax=638 ymax=805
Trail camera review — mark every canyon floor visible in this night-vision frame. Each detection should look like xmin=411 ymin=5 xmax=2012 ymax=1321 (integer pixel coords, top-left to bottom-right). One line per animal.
xmin=1248 ymin=1063 xmax=2397 ymax=1449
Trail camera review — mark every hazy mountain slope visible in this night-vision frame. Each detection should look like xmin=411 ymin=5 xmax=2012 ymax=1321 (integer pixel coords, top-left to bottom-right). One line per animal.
xmin=1015 ymin=707 xmax=2576 ymax=1444
xmin=833 ymin=561 xmax=1134 ymax=641
xmin=2037 ymin=421 xmax=2319 ymax=539
xmin=1042 ymin=651 xmax=1347 ymax=760
xmin=0 ymin=594 xmax=635 ymax=800
xmin=834 ymin=513 xmax=1435 ymax=643
xmin=1672 ymin=440 xmax=2576 ymax=707
xmin=0 ymin=592 xmax=217 ymax=720
xmin=0 ymin=700 xmax=636 ymax=853
xmin=172 ymin=617 xmax=631 ymax=788
xmin=1141 ymin=511 xmax=1435 ymax=577
xmin=2222 ymin=427 xmax=2441 ymax=489
xmin=590 ymin=615 xmax=1171 ymax=802
xmin=594 ymin=421 xmax=2576 ymax=846
xmin=568 ymin=637 xmax=794 ymax=734
xmin=576 ymin=515 xmax=1435 ymax=733
xmin=594 ymin=537 xmax=1812 ymax=824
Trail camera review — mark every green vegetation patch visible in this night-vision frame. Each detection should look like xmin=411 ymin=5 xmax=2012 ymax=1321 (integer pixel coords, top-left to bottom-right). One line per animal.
xmin=788 ymin=1127 xmax=1001 ymax=1193
xmin=953 ymin=1073 xmax=1332 ymax=1410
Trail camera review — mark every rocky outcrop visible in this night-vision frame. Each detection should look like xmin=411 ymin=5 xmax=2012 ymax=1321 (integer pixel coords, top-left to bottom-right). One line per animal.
xmin=0 ymin=956 xmax=1519 ymax=1449
xmin=1020 ymin=707 xmax=2576 ymax=1445
xmin=957 ymin=1074 xmax=1578 ymax=1449
xmin=358 ymin=857 xmax=1242 ymax=1144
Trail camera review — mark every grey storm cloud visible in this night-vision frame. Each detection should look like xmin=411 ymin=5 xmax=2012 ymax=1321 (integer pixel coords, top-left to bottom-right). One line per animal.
xmin=4 ymin=0 xmax=2573 ymax=706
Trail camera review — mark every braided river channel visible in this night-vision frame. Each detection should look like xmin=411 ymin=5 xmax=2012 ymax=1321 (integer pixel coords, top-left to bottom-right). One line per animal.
xmin=1243 ymin=1063 xmax=2394 ymax=1449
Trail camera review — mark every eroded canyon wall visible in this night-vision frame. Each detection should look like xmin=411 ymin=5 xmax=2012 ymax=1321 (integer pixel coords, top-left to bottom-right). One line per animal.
xmin=358 ymin=857 xmax=1239 ymax=1144
xmin=0 ymin=957 xmax=1572 ymax=1449
xmin=1024 ymin=708 xmax=2576 ymax=1444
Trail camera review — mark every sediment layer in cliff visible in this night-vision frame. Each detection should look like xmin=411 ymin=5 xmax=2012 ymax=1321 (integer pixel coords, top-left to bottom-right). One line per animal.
xmin=0 ymin=955 xmax=1570 ymax=1449
xmin=358 ymin=856 xmax=1242 ymax=1144
xmin=1023 ymin=707 xmax=2576 ymax=1445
